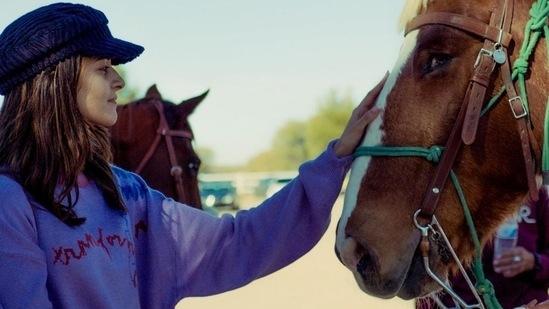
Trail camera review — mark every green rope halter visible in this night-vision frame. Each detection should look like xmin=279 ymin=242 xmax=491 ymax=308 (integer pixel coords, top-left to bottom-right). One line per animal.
xmin=353 ymin=1 xmax=549 ymax=307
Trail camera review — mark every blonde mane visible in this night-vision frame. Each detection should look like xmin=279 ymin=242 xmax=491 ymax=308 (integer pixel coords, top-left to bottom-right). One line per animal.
xmin=397 ymin=0 xmax=431 ymax=32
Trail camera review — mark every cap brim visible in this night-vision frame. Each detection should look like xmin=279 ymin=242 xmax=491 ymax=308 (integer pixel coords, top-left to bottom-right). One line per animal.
xmin=81 ymin=37 xmax=144 ymax=65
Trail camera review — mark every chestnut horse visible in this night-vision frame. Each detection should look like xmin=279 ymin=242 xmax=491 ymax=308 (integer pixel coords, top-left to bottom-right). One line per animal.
xmin=110 ymin=85 xmax=208 ymax=210
xmin=336 ymin=0 xmax=549 ymax=307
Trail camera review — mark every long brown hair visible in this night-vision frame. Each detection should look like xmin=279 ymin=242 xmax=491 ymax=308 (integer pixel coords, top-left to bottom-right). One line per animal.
xmin=0 ymin=55 xmax=126 ymax=226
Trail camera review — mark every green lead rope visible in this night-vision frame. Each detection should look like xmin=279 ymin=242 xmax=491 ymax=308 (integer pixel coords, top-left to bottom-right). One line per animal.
xmin=352 ymin=1 xmax=549 ymax=307
xmin=451 ymin=171 xmax=501 ymax=309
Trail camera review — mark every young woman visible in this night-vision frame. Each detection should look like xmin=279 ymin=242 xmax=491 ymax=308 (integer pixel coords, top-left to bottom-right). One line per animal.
xmin=0 ymin=3 xmax=385 ymax=308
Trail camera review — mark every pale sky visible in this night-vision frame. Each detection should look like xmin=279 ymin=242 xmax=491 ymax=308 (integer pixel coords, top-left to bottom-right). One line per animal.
xmin=0 ymin=1 xmax=405 ymax=165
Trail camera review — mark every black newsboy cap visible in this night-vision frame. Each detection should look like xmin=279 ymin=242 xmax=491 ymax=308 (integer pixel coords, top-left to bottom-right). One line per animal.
xmin=0 ymin=2 xmax=144 ymax=95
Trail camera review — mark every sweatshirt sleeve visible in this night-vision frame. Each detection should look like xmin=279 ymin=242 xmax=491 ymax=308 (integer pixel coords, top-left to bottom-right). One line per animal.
xmin=131 ymin=140 xmax=353 ymax=306
xmin=0 ymin=176 xmax=52 ymax=309
xmin=179 ymin=140 xmax=353 ymax=297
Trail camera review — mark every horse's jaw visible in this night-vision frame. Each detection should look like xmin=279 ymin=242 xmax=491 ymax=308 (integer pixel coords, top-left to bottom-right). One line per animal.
xmin=338 ymin=234 xmax=445 ymax=299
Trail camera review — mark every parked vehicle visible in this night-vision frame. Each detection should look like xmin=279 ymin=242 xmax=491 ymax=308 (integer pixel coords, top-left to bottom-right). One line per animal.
xmin=199 ymin=180 xmax=239 ymax=210
xmin=265 ymin=178 xmax=293 ymax=198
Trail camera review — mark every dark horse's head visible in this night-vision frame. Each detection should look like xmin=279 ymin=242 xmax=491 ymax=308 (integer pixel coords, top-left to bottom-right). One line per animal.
xmin=110 ymin=85 xmax=208 ymax=209
xmin=335 ymin=0 xmax=549 ymax=301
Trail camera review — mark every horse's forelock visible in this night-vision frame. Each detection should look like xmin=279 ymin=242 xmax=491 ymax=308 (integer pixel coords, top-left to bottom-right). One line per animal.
xmin=397 ymin=0 xmax=431 ymax=32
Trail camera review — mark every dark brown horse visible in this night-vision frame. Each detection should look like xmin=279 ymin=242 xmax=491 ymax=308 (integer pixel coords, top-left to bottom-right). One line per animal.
xmin=110 ymin=85 xmax=207 ymax=209
xmin=335 ymin=0 xmax=549 ymax=307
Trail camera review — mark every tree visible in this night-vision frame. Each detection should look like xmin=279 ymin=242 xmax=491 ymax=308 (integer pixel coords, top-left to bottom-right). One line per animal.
xmin=247 ymin=121 xmax=307 ymax=171
xmin=195 ymin=146 xmax=215 ymax=173
xmin=114 ymin=66 xmax=140 ymax=104
xmin=305 ymin=90 xmax=355 ymax=159
xmin=245 ymin=89 xmax=355 ymax=171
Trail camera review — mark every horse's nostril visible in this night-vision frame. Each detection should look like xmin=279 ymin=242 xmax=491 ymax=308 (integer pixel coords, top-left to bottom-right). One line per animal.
xmin=357 ymin=253 xmax=373 ymax=279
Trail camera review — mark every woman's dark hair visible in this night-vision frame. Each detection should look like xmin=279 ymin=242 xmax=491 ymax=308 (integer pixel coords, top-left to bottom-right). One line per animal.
xmin=0 ymin=55 xmax=126 ymax=226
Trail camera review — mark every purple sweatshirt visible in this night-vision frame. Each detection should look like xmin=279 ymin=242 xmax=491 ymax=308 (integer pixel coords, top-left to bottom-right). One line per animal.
xmin=418 ymin=186 xmax=549 ymax=308
xmin=0 ymin=141 xmax=352 ymax=309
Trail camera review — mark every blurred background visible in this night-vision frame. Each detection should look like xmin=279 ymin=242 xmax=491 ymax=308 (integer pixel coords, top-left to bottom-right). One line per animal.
xmin=1 ymin=0 xmax=404 ymax=169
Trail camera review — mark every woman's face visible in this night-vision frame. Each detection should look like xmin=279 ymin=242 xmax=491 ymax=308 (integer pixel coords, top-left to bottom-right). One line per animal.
xmin=77 ymin=57 xmax=125 ymax=126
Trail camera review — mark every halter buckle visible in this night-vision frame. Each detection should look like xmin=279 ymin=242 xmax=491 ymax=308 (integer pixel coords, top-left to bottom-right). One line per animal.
xmin=508 ymin=96 xmax=527 ymax=119
xmin=473 ymin=48 xmax=493 ymax=68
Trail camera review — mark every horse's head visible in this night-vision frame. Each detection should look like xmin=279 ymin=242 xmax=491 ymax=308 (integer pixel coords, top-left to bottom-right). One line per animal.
xmin=111 ymin=85 xmax=208 ymax=209
xmin=335 ymin=0 xmax=548 ymax=300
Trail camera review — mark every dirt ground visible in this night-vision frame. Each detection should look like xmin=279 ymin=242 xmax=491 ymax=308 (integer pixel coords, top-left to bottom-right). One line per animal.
xmin=177 ymin=195 xmax=415 ymax=309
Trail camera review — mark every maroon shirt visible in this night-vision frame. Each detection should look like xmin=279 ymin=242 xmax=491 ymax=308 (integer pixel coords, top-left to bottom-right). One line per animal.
xmin=418 ymin=186 xmax=549 ymax=308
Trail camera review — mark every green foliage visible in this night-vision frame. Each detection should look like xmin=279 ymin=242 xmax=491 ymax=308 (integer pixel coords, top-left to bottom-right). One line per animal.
xmin=305 ymin=90 xmax=355 ymax=159
xmin=195 ymin=146 xmax=215 ymax=173
xmin=245 ymin=89 xmax=355 ymax=171
xmin=114 ymin=66 xmax=139 ymax=104
xmin=247 ymin=121 xmax=308 ymax=171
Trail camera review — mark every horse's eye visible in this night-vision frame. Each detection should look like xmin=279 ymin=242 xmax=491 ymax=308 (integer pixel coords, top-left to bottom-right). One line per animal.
xmin=188 ymin=159 xmax=201 ymax=175
xmin=422 ymin=53 xmax=452 ymax=75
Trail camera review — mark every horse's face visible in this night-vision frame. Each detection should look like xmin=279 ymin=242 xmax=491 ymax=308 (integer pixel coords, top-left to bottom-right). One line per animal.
xmin=111 ymin=85 xmax=207 ymax=209
xmin=335 ymin=0 xmax=547 ymax=300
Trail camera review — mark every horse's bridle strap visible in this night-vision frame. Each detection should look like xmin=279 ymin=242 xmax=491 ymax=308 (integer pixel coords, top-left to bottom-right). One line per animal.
xmin=134 ymin=100 xmax=193 ymax=203
xmin=416 ymin=0 xmax=512 ymax=217
xmin=405 ymin=12 xmax=512 ymax=48
xmin=419 ymin=90 xmax=469 ymax=218
xmin=500 ymin=48 xmax=539 ymax=201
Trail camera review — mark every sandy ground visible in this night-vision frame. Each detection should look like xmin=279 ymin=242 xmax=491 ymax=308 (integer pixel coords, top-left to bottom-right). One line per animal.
xmin=177 ymin=195 xmax=415 ymax=309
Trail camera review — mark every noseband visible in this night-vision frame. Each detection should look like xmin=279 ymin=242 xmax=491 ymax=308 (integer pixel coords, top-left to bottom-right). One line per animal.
xmin=134 ymin=100 xmax=194 ymax=204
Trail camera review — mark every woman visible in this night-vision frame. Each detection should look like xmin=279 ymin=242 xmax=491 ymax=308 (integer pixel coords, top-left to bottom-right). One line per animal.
xmin=0 ymin=3 xmax=385 ymax=308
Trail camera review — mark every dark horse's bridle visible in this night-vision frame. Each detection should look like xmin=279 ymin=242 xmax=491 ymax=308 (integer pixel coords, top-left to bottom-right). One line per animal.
xmin=133 ymin=100 xmax=195 ymax=204
xmin=354 ymin=0 xmax=545 ymax=307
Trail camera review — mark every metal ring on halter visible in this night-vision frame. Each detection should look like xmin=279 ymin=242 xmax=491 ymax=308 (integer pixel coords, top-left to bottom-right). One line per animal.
xmin=413 ymin=210 xmax=486 ymax=309
xmin=413 ymin=209 xmax=435 ymax=236
xmin=170 ymin=165 xmax=183 ymax=176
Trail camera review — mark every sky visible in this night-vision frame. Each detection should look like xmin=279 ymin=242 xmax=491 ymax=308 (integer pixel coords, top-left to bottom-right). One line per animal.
xmin=0 ymin=1 xmax=405 ymax=165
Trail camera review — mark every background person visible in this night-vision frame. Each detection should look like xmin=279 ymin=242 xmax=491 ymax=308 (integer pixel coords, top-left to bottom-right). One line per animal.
xmin=416 ymin=184 xmax=549 ymax=308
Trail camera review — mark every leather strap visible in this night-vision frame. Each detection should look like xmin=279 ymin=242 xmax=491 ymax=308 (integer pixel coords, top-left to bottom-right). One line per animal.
xmin=134 ymin=100 xmax=194 ymax=204
xmin=500 ymin=48 xmax=538 ymax=201
xmin=405 ymin=12 xmax=512 ymax=47
xmin=419 ymin=89 xmax=470 ymax=217
xmin=413 ymin=0 xmax=515 ymax=217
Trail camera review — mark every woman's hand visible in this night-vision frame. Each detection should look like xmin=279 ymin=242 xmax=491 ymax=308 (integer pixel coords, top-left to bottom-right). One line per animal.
xmin=333 ymin=73 xmax=387 ymax=158
xmin=493 ymin=246 xmax=535 ymax=278
xmin=522 ymin=299 xmax=549 ymax=308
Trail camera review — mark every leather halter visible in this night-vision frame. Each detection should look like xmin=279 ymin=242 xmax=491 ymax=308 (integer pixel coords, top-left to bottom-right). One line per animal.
xmin=405 ymin=0 xmax=538 ymax=219
xmin=134 ymin=100 xmax=194 ymax=203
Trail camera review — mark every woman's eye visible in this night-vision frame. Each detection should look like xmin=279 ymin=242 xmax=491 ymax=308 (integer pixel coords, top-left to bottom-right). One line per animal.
xmin=422 ymin=54 xmax=451 ymax=75
xmin=99 ymin=66 xmax=110 ymax=73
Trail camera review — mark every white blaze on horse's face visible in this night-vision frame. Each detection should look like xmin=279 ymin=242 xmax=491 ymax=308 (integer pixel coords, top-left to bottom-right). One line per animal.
xmin=335 ymin=31 xmax=418 ymax=291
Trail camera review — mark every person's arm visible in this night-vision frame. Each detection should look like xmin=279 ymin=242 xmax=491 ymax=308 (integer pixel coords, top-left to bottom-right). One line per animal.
xmin=131 ymin=74 xmax=387 ymax=306
xmin=0 ymin=176 xmax=52 ymax=308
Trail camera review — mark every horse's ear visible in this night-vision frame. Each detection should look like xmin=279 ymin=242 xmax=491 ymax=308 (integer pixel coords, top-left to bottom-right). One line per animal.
xmin=145 ymin=84 xmax=162 ymax=100
xmin=178 ymin=89 xmax=209 ymax=115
